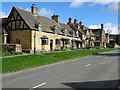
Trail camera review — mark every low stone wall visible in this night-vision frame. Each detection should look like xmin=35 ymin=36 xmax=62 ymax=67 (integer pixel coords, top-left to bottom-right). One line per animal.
xmin=1 ymin=43 xmax=22 ymax=52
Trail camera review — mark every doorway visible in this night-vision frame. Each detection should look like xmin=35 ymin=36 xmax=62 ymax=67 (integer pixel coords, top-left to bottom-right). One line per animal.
xmin=50 ymin=39 xmax=53 ymax=50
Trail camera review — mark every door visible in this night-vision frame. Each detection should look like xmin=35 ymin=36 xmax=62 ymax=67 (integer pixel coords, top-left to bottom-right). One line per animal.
xmin=50 ymin=39 xmax=53 ymax=50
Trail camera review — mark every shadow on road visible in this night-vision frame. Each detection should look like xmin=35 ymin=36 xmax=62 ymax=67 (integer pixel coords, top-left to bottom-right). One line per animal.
xmin=62 ymin=79 xmax=120 ymax=89
xmin=93 ymin=52 xmax=120 ymax=57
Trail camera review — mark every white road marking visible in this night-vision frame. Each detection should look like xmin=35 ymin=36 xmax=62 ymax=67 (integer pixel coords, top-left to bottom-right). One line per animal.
xmin=30 ymin=83 xmax=46 ymax=89
xmin=86 ymin=64 xmax=91 ymax=67
xmin=105 ymin=57 xmax=108 ymax=59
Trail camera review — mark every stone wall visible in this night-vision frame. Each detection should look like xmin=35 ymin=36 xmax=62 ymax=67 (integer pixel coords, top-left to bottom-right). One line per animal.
xmin=2 ymin=43 xmax=22 ymax=52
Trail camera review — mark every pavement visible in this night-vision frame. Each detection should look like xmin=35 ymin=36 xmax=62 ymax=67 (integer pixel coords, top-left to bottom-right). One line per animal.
xmin=2 ymin=50 xmax=120 ymax=89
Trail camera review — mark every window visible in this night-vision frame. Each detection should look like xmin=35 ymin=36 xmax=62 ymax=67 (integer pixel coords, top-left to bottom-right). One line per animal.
xmin=65 ymin=40 xmax=70 ymax=45
xmin=11 ymin=22 xmax=15 ymax=30
xmin=16 ymin=21 xmax=20 ymax=29
xmin=56 ymin=39 xmax=60 ymax=44
xmin=94 ymin=42 xmax=100 ymax=46
xmin=41 ymin=38 xmax=48 ymax=45
xmin=96 ymin=37 xmax=100 ymax=40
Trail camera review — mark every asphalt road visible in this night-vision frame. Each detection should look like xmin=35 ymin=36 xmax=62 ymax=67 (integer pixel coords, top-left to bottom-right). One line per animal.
xmin=2 ymin=50 xmax=120 ymax=89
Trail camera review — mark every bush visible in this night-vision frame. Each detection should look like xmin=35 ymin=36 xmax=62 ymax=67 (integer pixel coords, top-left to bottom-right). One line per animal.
xmin=9 ymin=51 xmax=15 ymax=54
xmin=15 ymin=52 xmax=23 ymax=55
xmin=2 ymin=49 xmax=22 ymax=56
xmin=106 ymin=43 xmax=115 ymax=48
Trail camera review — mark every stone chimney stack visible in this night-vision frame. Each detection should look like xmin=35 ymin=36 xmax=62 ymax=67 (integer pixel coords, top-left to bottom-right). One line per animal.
xmin=101 ymin=24 xmax=104 ymax=30
xmin=79 ymin=21 xmax=82 ymax=26
xmin=31 ymin=4 xmax=38 ymax=16
xmin=67 ymin=18 xmax=72 ymax=25
xmin=74 ymin=19 xmax=78 ymax=25
xmin=52 ymin=15 xmax=59 ymax=23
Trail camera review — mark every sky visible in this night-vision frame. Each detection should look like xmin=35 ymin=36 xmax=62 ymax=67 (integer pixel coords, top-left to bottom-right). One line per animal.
xmin=1 ymin=1 xmax=119 ymax=34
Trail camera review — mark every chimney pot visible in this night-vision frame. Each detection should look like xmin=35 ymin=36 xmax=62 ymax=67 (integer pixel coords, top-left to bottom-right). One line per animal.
xmin=67 ymin=18 xmax=72 ymax=25
xmin=74 ymin=19 xmax=78 ymax=25
xmin=52 ymin=15 xmax=59 ymax=23
xmin=79 ymin=21 xmax=82 ymax=26
xmin=31 ymin=4 xmax=38 ymax=16
xmin=101 ymin=24 xmax=103 ymax=30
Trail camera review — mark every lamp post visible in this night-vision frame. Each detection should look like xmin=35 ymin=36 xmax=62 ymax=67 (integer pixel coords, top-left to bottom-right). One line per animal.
xmin=34 ymin=30 xmax=36 ymax=55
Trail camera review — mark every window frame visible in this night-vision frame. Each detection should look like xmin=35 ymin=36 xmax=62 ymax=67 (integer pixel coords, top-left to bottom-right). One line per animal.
xmin=41 ymin=38 xmax=48 ymax=45
xmin=55 ymin=39 xmax=60 ymax=45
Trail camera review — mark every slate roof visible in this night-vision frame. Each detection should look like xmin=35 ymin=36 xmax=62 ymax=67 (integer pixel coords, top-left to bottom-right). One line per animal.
xmin=36 ymin=16 xmax=63 ymax=34
xmin=91 ymin=29 xmax=101 ymax=36
xmin=68 ymin=23 xmax=84 ymax=34
xmin=59 ymin=23 xmax=72 ymax=36
xmin=78 ymin=28 xmax=84 ymax=34
xmin=69 ymin=23 xmax=78 ymax=30
xmin=89 ymin=29 xmax=95 ymax=36
xmin=15 ymin=7 xmax=36 ymax=29
xmin=8 ymin=6 xmax=105 ymax=38
xmin=14 ymin=7 xmax=71 ymax=35
xmin=82 ymin=26 xmax=95 ymax=36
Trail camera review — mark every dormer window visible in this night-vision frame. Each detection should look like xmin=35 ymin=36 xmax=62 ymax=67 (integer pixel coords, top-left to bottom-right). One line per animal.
xmin=54 ymin=25 xmax=57 ymax=34
xmin=76 ymin=31 xmax=79 ymax=37
xmin=78 ymin=26 xmax=80 ymax=30
xmin=51 ymin=25 xmax=57 ymax=34
xmin=38 ymin=24 xmax=42 ymax=32
xmin=73 ymin=31 xmax=75 ymax=37
xmin=35 ymin=23 xmax=42 ymax=32
xmin=62 ymin=28 xmax=67 ymax=36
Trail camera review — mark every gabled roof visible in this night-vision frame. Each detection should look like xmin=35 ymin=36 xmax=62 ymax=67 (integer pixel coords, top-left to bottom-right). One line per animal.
xmin=68 ymin=23 xmax=84 ymax=34
xmin=14 ymin=7 xmax=35 ymax=29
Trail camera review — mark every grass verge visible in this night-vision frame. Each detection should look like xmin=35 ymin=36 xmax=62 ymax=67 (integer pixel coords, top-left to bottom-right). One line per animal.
xmin=2 ymin=48 xmax=117 ymax=74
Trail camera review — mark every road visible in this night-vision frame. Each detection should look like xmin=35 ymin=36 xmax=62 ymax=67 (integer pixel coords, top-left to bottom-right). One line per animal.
xmin=2 ymin=50 xmax=120 ymax=89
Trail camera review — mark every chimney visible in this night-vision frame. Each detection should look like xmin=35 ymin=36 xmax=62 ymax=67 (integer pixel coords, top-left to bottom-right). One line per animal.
xmin=52 ymin=15 xmax=59 ymax=23
xmin=79 ymin=21 xmax=82 ymax=26
xmin=67 ymin=18 xmax=72 ymax=25
xmin=31 ymin=4 xmax=38 ymax=16
xmin=81 ymin=25 xmax=84 ymax=30
xmin=74 ymin=19 xmax=78 ymax=25
xmin=101 ymin=24 xmax=103 ymax=30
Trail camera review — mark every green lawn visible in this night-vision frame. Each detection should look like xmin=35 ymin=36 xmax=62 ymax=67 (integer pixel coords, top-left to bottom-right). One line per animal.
xmin=2 ymin=48 xmax=117 ymax=74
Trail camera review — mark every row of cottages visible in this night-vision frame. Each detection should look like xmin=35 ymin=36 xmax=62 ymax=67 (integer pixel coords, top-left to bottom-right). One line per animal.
xmin=1 ymin=4 xmax=109 ymax=53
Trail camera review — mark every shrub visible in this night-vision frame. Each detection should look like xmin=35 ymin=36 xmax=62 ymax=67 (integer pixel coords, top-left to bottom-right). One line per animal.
xmin=9 ymin=51 xmax=15 ymax=54
xmin=106 ymin=43 xmax=115 ymax=48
